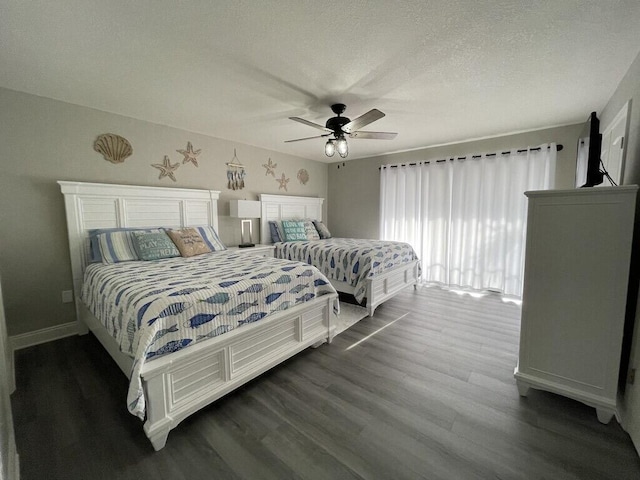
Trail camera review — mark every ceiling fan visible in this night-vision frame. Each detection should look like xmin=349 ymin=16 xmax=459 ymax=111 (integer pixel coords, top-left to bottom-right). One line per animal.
xmin=285 ymin=103 xmax=397 ymax=158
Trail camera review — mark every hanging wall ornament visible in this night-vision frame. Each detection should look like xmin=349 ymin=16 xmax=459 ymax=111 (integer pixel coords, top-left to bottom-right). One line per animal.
xmin=177 ymin=141 xmax=201 ymax=166
xmin=276 ymin=172 xmax=290 ymax=191
xmin=151 ymin=155 xmax=180 ymax=182
xmin=226 ymin=149 xmax=246 ymax=190
xmin=297 ymin=169 xmax=309 ymax=185
xmin=262 ymin=158 xmax=277 ymax=177
xmin=94 ymin=133 xmax=133 ymax=164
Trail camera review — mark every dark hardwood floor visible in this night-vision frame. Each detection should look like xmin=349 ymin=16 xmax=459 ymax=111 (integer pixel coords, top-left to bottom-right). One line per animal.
xmin=12 ymin=286 xmax=640 ymax=479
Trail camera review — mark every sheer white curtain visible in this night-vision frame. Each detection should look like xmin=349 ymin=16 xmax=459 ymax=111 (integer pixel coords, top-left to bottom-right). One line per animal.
xmin=380 ymin=144 xmax=556 ymax=296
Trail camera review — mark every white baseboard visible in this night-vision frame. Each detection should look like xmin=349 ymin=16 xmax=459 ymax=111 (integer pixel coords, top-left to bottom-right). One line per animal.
xmin=9 ymin=321 xmax=79 ymax=351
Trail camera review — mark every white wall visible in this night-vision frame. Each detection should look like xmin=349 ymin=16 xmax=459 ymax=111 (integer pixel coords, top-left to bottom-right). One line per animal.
xmin=0 ymin=87 xmax=328 ymax=336
xmin=601 ymin=50 xmax=640 ymax=455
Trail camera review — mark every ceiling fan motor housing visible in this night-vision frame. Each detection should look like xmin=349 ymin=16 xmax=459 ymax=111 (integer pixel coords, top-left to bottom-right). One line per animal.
xmin=325 ymin=116 xmax=351 ymax=134
xmin=325 ymin=103 xmax=349 ymax=135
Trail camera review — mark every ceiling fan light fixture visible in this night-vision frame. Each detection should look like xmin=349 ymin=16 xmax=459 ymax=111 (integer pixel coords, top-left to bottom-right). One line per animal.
xmin=336 ymin=136 xmax=348 ymax=158
xmin=286 ymin=104 xmax=395 ymax=158
xmin=325 ymin=139 xmax=336 ymax=157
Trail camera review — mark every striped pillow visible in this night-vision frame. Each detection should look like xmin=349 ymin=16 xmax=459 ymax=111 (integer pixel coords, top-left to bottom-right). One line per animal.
xmin=89 ymin=227 xmax=160 ymax=263
xmin=98 ymin=229 xmax=161 ymax=264
xmin=193 ymin=226 xmax=227 ymax=251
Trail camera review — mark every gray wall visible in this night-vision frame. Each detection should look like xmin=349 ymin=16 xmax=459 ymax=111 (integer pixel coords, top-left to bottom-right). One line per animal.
xmin=600 ymin=50 xmax=640 ymax=452
xmin=0 ymin=88 xmax=328 ymax=336
xmin=327 ymin=124 xmax=583 ymax=239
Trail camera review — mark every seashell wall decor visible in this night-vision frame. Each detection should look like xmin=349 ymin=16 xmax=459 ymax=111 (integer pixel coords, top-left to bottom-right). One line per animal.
xmin=297 ymin=169 xmax=309 ymax=185
xmin=94 ymin=133 xmax=133 ymax=164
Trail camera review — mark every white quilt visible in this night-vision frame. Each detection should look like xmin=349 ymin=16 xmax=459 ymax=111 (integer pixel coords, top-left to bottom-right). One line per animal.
xmin=82 ymin=251 xmax=338 ymax=419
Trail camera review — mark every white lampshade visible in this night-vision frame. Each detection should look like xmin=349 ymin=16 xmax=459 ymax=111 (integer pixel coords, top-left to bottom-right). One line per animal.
xmin=230 ymin=200 xmax=261 ymax=218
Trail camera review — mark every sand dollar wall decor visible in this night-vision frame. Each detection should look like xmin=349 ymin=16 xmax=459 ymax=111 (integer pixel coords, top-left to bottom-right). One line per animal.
xmin=297 ymin=169 xmax=309 ymax=185
xmin=94 ymin=133 xmax=133 ymax=164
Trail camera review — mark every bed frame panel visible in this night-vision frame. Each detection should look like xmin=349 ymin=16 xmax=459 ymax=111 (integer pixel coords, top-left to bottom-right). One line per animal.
xmin=58 ymin=182 xmax=336 ymax=450
xmin=259 ymin=193 xmax=419 ymax=316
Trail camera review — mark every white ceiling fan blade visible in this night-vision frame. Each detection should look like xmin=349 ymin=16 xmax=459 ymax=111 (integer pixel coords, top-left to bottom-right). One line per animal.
xmin=285 ymin=134 xmax=332 ymax=143
xmin=341 ymin=109 xmax=385 ymax=133
xmin=289 ymin=117 xmax=333 ymax=132
xmin=349 ymin=131 xmax=397 ymax=140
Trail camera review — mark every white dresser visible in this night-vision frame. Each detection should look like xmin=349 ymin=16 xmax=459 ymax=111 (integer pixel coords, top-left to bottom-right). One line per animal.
xmin=514 ymin=186 xmax=638 ymax=423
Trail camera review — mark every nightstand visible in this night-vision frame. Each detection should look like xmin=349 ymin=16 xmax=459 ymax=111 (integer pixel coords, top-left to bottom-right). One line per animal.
xmin=227 ymin=244 xmax=275 ymax=258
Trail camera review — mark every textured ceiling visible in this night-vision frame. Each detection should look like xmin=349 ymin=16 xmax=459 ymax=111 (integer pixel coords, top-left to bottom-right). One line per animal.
xmin=2 ymin=1 xmax=640 ymax=162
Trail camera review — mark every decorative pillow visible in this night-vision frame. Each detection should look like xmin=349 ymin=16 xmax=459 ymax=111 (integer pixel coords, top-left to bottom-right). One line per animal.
xmin=193 ymin=226 xmax=227 ymax=251
xmin=131 ymin=231 xmax=180 ymax=261
xmin=313 ymin=220 xmax=332 ymax=239
xmin=269 ymin=221 xmax=284 ymax=243
xmin=97 ymin=229 xmax=163 ymax=264
xmin=281 ymin=220 xmax=307 ymax=241
xmin=167 ymin=228 xmax=212 ymax=257
xmin=303 ymin=220 xmax=320 ymax=241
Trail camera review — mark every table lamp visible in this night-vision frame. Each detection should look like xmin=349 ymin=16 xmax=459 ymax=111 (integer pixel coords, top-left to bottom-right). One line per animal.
xmin=229 ymin=200 xmax=261 ymax=248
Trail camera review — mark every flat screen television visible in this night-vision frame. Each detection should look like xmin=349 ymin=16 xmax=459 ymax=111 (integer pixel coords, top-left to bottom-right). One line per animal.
xmin=575 ymin=111 xmax=604 ymax=187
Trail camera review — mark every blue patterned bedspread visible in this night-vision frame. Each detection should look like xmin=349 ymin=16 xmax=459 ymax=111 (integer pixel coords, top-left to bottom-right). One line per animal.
xmin=81 ymin=251 xmax=338 ymax=419
xmin=274 ymin=239 xmax=419 ymax=303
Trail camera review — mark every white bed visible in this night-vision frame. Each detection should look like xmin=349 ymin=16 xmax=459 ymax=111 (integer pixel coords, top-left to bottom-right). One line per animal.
xmin=58 ymin=181 xmax=337 ymax=451
xmin=260 ymin=194 xmax=420 ymax=316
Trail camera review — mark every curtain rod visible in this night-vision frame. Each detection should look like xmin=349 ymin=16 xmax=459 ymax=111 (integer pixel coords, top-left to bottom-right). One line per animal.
xmin=379 ymin=144 xmax=563 ymax=170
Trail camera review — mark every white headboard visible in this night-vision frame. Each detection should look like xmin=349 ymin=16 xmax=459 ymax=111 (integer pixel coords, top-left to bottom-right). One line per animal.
xmin=58 ymin=181 xmax=220 ymax=320
xmin=259 ymin=194 xmax=324 ymax=244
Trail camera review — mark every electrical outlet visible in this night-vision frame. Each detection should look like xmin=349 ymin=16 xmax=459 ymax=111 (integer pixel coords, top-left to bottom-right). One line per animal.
xmin=62 ymin=290 xmax=74 ymax=304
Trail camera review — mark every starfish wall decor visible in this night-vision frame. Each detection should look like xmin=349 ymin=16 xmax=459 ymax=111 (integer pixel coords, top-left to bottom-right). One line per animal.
xmin=177 ymin=141 xmax=201 ymax=166
xmin=276 ymin=172 xmax=290 ymax=192
xmin=262 ymin=158 xmax=277 ymax=177
xmin=151 ymin=155 xmax=180 ymax=182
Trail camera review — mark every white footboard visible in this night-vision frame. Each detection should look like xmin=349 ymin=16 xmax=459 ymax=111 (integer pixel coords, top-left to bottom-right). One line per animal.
xmin=140 ymin=295 xmax=335 ymax=450
xmin=366 ymin=259 xmax=420 ymax=316
xmin=328 ymin=260 xmax=420 ymax=317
